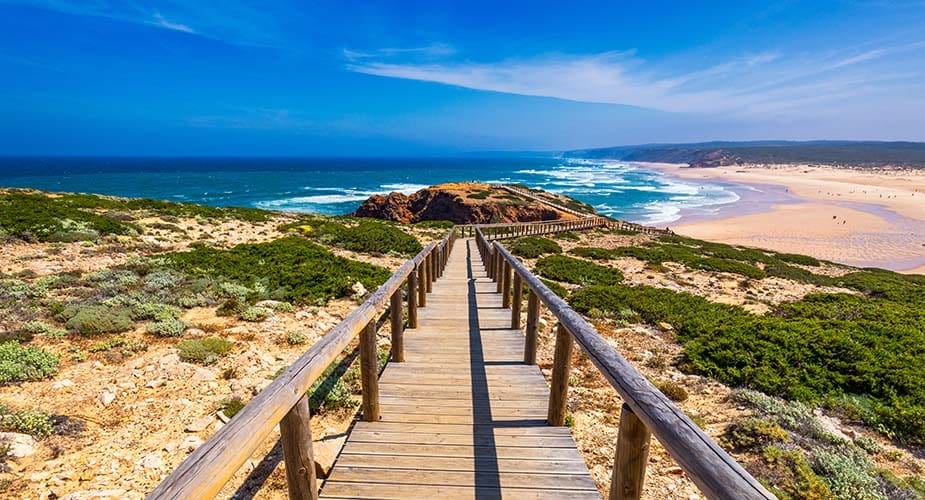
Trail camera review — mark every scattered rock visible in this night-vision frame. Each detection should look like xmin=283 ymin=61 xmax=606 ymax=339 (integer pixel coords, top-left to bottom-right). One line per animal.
xmin=137 ymin=453 xmax=163 ymax=470
xmin=351 ymin=281 xmax=367 ymax=299
xmin=226 ymin=325 xmax=250 ymax=335
xmin=52 ymin=379 xmax=75 ymax=390
xmin=313 ymin=434 xmax=347 ymax=478
xmin=181 ymin=436 xmax=204 ymax=452
xmin=99 ymin=390 xmax=116 ymax=407
xmin=658 ymin=322 xmax=674 ymax=332
xmin=0 ymin=432 xmax=38 ymax=458
xmin=184 ymin=327 xmax=206 ymax=337
xmin=665 ymin=466 xmax=685 ymax=475
xmin=185 ymin=415 xmax=215 ymax=433
xmin=192 ymin=367 xmax=216 ymax=382
xmin=145 ymin=378 xmax=166 ymax=389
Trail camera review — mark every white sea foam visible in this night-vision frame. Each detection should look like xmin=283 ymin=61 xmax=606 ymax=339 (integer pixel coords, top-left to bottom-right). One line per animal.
xmin=380 ymin=183 xmax=428 ymax=194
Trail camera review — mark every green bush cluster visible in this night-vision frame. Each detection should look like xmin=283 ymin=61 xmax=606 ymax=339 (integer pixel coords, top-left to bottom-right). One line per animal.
xmin=569 ymin=275 xmax=925 ymax=443
xmin=281 ymin=216 xmax=422 ymax=255
xmin=510 ymin=237 xmax=562 ymax=259
xmin=62 ymin=305 xmax=134 ymax=335
xmin=240 ymin=306 xmax=272 ymax=322
xmin=726 ymin=417 xmax=789 ymax=450
xmin=0 ymin=342 xmax=59 ymax=384
xmin=412 ymin=220 xmax=454 ymax=229
xmin=762 ymin=445 xmax=832 ymax=499
xmin=219 ymin=397 xmax=246 ymax=418
xmin=540 ymin=279 xmax=568 ymax=299
xmin=0 ymin=403 xmax=54 ymax=437
xmin=88 ymin=336 xmax=147 ymax=353
xmin=176 ymin=337 xmax=234 ymax=365
xmin=164 ymin=237 xmax=391 ymax=305
xmin=146 ymin=317 xmax=188 ymax=337
xmin=534 ymin=255 xmax=623 ymax=286
xmin=653 ymin=379 xmax=689 ymax=402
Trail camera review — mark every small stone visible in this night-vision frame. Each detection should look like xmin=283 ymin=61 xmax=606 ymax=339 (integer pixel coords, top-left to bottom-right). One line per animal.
xmin=226 ymin=325 xmax=249 ymax=335
xmin=99 ymin=391 xmax=116 ymax=407
xmin=163 ymin=441 xmax=178 ymax=453
xmin=184 ymin=328 xmax=206 ymax=337
xmin=351 ymin=281 xmax=367 ymax=298
xmin=658 ymin=322 xmax=674 ymax=331
xmin=313 ymin=435 xmax=347 ymax=478
xmin=665 ymin=466 xmax=684 ymax=475
xmin=0 ymin=432 xmax=37 ymax=458
xmin=192 ymin=367 xmax=216 ymax=382
xmin=51 ymin=379 xmax=74 ymax=390
xmin=138 ymin=453 xmax=163 ymax=470
xmin=216 ymin=411 xmax=230 ymax=424
xmin=185 ymin=415 xmax=214 ymax=433
xmin=146 ymin=378 xmax=166 ymax=388
xmin=181 ymin=436 xmax=204 ymax=452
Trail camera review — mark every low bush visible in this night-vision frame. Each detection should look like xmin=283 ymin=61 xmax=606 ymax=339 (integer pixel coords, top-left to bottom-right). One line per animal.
xmin=176 ymin=337 xmax=234 ymax=365
xmin=240 ymin=306 xmax=272 ymax=322
xmin=219 ymin=397 xmax=246 ymax=419
xmin=725 ymin=417 xmax=788 ymax=450
xmin=653 ymin=379 xmax=689 ymax=402
xmin=510 ymin=237 xmax=562 ymax=258
xmin=413 ymin=220 xmax=454 ymax=229
xmin=540 ymin=279 xmax=568 ymax=298
xmin=553 ymin=231 xmax=580 ymax=241
xmin=88 ymin=336 xmax=147 ymax=353
xmin=535 ymin=255 xmax=623 ymax=286
xmin=762 ymin=445 xmax=832 ymax=499
xmin=0 ymin=403 xmax=54 ymax=437
xmin=287 ymin=331 xmax=308 ymax=345
xmin=164 ymin=237 xmax=391 ymax=305
xmin=281 ymin=217 xmax=422 ymax=255
xmin=146 ymin=317 xmax=187 ymax=337
xmin=64 ymin=305 xmax=134 ymax=335
xmin=569 ymin=246 xmax=614 ymax=260
xmin=0 ymin=342 xmax=59 ymax=383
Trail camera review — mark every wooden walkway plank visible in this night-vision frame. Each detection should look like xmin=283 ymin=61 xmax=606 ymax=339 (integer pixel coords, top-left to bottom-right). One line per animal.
xmin=320 ymin=238 xmax=597 ymax=499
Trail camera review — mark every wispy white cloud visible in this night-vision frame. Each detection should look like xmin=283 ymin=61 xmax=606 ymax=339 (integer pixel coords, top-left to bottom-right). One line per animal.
xmin=345 ymin=41 xmax=925 ymax=117
xmin=343 ymin=43 xmax=456 ymax=60
xmin=0 ymin=0 xmax=282 ymax=46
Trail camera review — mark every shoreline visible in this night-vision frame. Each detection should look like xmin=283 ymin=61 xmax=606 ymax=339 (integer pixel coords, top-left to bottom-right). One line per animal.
xmin=632 ymin=162 xmax=925 ymax=274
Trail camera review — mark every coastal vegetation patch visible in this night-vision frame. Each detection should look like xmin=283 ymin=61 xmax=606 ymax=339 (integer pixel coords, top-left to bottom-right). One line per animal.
xmin=510 ymin=236 xmax=562 ymax=259
xmin=280 ymin=216 xmax=422 ymax=255
xmin=0 ymin=190 xmax=271 ymax=242
xmin=0 ymin=342 xmax=59 ymax=384
xmin=569 ymin=269 xmax=925 ymax=443
xmin=534 ymin=255 xmax=624 ymax=286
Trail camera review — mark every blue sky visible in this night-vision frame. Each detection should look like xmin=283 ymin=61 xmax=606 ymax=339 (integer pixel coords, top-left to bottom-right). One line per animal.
xmin=1 ymin=0 xmax=924 ymax=155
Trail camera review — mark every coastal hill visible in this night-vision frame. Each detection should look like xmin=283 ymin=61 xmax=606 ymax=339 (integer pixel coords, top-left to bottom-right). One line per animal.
xmin=354 ymin=182 xmax=597 ymax=224
xmin=564 ymin=140 xmax=925 ymax=168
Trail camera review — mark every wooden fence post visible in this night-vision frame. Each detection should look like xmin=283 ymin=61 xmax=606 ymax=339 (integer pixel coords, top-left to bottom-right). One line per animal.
xmin=610 ymin=403 xmax=652 ymax=500
xmin=425 ymin=253 xmax=434 ymax=293
xmin=511 ymin=273 xmax=523 ymax=329
xmin=359 ymin=320 xmax=380 ymax=422
xmin=495 ymin=253 xmax=504 ymax=293
xmin=501 ymin=261 xmax=512 ymax=308
xmin=279 ymin=394 xmax=318 ymax=500
xmin=407 ymin=271 xmax=418 ymax=328
xmin=547 ymin=323 xmax=573 ymax=426
xmin=524 ymin=291 xmax=539 ymax=364
xmin=390 ymin=290 xmax=404 ymax=362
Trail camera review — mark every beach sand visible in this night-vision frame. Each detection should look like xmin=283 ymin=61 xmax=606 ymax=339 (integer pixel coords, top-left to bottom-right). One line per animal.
xmin=635 ymin=162 xmax=925 ymax=274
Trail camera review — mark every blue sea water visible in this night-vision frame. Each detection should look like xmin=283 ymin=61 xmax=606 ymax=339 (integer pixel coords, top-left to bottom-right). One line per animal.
xmin=0 ymin=157 xmax=740 ymax=225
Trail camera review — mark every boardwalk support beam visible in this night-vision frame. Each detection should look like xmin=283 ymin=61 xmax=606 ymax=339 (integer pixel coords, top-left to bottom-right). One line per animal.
xmin=360 ymin=320 xmax=380 ymax=422
xmin=611 ymin=403 xmax=651 ymax=500
xmin=547 ymin=323 xmax=573 ymax=426
xmin=279 ymin=394 xmax=317 ymax=500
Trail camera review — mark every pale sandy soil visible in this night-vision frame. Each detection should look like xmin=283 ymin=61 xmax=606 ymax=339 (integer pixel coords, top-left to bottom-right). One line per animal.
xmin=634 ymin=162 xmax=925 ymax=274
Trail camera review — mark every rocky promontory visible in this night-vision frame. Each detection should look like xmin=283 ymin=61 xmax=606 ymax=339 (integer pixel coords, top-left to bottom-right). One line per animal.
xmin=354 ymin=183 xmax=596 ymax=224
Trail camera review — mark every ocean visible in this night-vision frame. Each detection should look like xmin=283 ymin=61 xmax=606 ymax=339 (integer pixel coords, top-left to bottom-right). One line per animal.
xmin=0 ymin=156 xmax=740 ymax=225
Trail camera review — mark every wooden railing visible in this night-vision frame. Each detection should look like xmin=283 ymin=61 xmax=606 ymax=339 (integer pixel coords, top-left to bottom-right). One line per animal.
xmin=458 ymin=217 xmax=671 ymax=239
xmin=474 ymin=227 xmax=773 ymax=499
xmin=148 ymin=229 xmax=457 ymax=500
xmin=491 ymin=184 xmax=595 ymax=218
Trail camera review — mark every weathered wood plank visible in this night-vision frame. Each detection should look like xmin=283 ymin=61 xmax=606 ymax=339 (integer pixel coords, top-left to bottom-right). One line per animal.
xmin=325 ymin=467 xmax=599 ymax=491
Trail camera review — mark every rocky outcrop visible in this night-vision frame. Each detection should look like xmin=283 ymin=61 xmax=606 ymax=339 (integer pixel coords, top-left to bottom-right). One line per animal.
xmin=355 ymin=183 xmax=578 ymax=224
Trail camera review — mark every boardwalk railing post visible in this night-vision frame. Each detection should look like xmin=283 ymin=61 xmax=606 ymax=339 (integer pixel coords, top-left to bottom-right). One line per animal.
xmin=419 ymin=259 xmax=428 ymax=307
xmin=610 ymin=403 xmax=651 ymax=500
xmin=547 ymin=323 xmax=573 ymax=426
xmin=495 ymin=252 xmax=504 ymax=292
xmin=390 ymin=289 xmax=404 ymax=362
xmin=511 ymin=273 xmax=523 ymax=329
xmin=408 ymin=270 xmax=418 ymax=328
xmin=360 ymin=320 xmax=380 ymax=422
xmin=524 ymin=291 xmax=539 ymax=364
xmin=279 ymin=394 xmax=318 ymax=500
xmin=425 ymin=253 xmax=434 ymax=293
xmin=501 ymin=261 xmax=512 ymax=308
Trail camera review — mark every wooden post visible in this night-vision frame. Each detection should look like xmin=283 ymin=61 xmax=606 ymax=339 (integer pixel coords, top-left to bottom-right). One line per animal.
xmin=610 ymin=404 xmax=652 ymax=500
xmin=418 ymin=261 xmax=427 ymax=307
xmin=359 ymin=320 xmax=380 ymax=422
xmin=524 ymin=291 xmax=539 ymax=364
xmin=279 ymin=394 xmax=318 ymax=500
xmin=501 ymin=261 xmax=512 ymax=308
xmin=547 ymin=323 xmax=573 ymax=426
xmin=390 ymin=290 xmax=404 ymax=362
xmin=495 ymin=253 xmax=504 ymax=293
xmin=407 ymin=271 xmax=418 ymax=328
xmin=511 ymin=273 xmax=523 ymax=329
xmin=425 ymin=253 xmax=434 ymax=293
xmin=487 ymin=248 xmax=495 ymax=279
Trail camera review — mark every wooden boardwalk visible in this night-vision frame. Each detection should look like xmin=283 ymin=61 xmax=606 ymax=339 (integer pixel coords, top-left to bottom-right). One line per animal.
xmin=321 ymin=238 xmax=599 ymax=499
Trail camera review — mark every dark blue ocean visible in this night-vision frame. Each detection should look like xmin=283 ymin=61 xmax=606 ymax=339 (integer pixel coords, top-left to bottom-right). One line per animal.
xmin=0 ymin=157 xmax=740 ymax=225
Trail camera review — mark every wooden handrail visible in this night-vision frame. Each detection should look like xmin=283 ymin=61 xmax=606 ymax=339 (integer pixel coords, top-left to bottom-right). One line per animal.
xmin=149 ymin=229 xmax=457 ymax=499
xmin=476 ymin=226 xmax=773 ymax=499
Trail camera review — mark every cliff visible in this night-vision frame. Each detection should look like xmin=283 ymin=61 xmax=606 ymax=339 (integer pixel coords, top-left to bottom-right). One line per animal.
xmin=354 ymin=183 xmax=595 ymax=224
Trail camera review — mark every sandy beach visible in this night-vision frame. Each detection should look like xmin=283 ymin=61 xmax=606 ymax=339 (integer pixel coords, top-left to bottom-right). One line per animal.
xmin=635 ymin=162 xmax=925 ymax=274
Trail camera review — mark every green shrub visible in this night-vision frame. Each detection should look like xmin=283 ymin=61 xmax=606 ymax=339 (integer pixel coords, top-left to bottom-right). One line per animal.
xmin=287 ymin=331 xmax=308 ymax=345
xmin=553 ymin=231 xmax=580 ymax=241
xmin=569 ymin=246 xmax=614 ymax=260
xmin=131 ymin=302 xmax=180 ymax=321
xmin=240 ymin=306 xmax=272 ymax=322
xmin=0 ymin=403 xmax=54 ymax=437
xmin=281 ymin=217 xmax=422 ymax=255
xmin=725 ymin=417 xmax=788 ymax=449
xmin=64 ymin=305 xmax=134 ymax=335
xmin=164 ymin=237 xmax=391 ymax=305
xmin=510 ymin=237 xmax=562 ymax=259
xmin=540 ymin=279 xmax=568 ymax=298
xmin=89 ymin=336 xmax=147 ymax=353
xmin=0 ymin=192 xmax=139 ymax=241
xmin=413 ymin=220 xmax=454 ymax=229
xmin=176 ymin=337 xmax=234 ymax=365
xmin=147 ymin=317 xmax=187 ymax=337
xmin=776 ymin=253 xmax=821 ymax=267
xmin=535 ymin=255 xmax=623 ymax=286
xmin=762 ymin=445 xmax=832 ymax=499
xmin=22 ymin=320 xmax=65 ymax=339
xmin=653 ymin=379 xmax=689 ymax=402
xmin=810 ymin=444 xmax=881 ymax=498
xmin=467 ymin=190 xmax=491 ymax=200
xmin=220 ymin=397 xmax=246 ymax=419
xmin=0 ymin=342 xmax=59 ymax=383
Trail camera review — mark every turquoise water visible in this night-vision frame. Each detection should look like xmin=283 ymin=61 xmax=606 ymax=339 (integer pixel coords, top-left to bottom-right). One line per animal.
xmin=0 ymin=157 xmax=740 ymax=225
